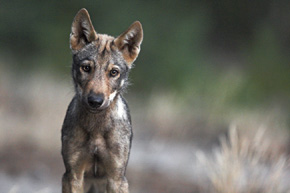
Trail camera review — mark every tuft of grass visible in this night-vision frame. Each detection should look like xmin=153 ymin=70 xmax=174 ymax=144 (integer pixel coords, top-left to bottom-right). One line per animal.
xmin=197 ymin=125 xmax=290 ymax=193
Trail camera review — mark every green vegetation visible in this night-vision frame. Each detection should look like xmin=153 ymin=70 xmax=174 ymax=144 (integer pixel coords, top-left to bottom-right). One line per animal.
xmin=0 ymin=0 xmax=289 ymax=110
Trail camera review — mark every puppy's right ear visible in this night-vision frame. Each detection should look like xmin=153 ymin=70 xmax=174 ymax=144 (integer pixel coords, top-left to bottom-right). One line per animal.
xmin=70 ymin=8 xmax=98 ymax=51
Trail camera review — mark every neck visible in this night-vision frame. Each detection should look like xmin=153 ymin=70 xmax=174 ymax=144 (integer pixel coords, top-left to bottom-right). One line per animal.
xmin=74 ymin=95 xmax=120 ymax=131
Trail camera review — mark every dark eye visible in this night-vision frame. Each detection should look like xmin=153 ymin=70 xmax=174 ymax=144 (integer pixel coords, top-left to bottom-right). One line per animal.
xmin=81 ymin=65 xmax=91 ymax=72
xmin=110 ymin=69 xmax=119 ymax=77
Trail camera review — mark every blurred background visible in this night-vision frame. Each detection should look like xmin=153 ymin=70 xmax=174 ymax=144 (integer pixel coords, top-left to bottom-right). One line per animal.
xmin=0 ymin=0 xmax=289 ymax=192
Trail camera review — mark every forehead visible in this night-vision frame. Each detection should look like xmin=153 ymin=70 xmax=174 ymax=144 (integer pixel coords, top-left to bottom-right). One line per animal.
xmin=73 ymin=34 xmax=125 ymax=66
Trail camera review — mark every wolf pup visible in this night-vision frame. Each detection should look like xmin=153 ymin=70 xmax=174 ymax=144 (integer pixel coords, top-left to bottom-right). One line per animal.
xmin=61 ymin=8 xmax=143 ymax=193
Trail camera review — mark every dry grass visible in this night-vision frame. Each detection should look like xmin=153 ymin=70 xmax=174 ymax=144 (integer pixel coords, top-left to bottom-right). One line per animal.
xmin=197 ymin=125 xmax=290 ymax=193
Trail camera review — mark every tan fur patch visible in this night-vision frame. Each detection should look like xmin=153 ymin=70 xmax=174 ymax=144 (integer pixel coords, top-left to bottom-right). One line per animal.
xmin=69 ymin=151 xmax=81 ymax=165
xmin=95 ymin=34 xmax=115 ymax=54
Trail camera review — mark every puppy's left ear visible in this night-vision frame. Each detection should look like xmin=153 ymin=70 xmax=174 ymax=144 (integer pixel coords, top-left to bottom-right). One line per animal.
xmin=114 ymin=21 xmax=143 ymax=66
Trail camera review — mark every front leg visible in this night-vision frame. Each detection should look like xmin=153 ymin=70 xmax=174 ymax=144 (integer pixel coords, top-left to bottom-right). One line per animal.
xmin=62 ymin=151 xmax=88 ymax=193
xmin=105 ymin=136 xmax=131 ymax=193
xmin=62 ymin=130 xmax=89 ymax=193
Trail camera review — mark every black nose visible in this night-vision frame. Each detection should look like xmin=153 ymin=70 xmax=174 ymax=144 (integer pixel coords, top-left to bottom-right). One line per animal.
xmin=87 ymin=94 xmax=104 ymax=108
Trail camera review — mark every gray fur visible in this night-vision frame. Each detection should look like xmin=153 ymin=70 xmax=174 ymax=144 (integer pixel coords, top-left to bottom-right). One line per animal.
xmin=61 ymin=8 xmax=142 ymax=193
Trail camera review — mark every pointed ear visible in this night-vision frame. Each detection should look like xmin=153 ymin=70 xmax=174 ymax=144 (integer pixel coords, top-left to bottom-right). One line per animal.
xmin=114 ymin=21 xmax=143 ymax=66
xmin=70 ymin=8 xmax=98 ymax=51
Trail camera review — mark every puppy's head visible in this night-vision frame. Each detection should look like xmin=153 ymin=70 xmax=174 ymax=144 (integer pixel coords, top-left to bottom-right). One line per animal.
xmin=70 ymin=8 xmax=143 ymax=113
